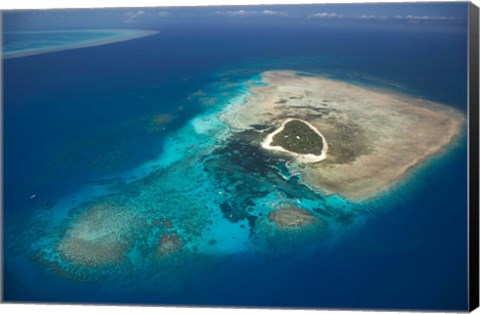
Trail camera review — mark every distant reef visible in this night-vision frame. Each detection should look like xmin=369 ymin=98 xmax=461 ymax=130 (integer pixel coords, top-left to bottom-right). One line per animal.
xmin=3 ymin=29 xmax=158 ymax=59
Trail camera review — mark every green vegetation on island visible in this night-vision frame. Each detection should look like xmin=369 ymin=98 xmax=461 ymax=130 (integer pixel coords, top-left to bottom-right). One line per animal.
xmin=271 ymin=119 xmax=324 ymax=155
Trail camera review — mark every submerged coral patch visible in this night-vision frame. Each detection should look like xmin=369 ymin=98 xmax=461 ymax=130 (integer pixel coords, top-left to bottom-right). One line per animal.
xmin=56 ymin=202 xmax=136 ymax=267
xmin=149 ymin=113 xmax=175 ymax=132
xmin=252 ymin=201 xmax=330 ymax=255
xmin=157 ymin=232 xmax=183 ymax=258
xmin=268 ymin=204 xmax=319 ymax=229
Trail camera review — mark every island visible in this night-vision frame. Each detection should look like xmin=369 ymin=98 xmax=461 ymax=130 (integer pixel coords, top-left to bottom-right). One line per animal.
xmin=220 ymin=70 xmax=465 ymax=201
xmin=261 ymin=118 xmax=328 ymax=163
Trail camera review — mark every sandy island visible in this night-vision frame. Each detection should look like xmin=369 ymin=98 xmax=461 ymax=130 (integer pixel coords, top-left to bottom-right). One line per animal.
xmin=221 ymin=70 xmax=465 ymax=201
xmin=261 ymin=118 xmax=328 ymax=163
xmin=3 ymin=30 xmax=158 ymax=59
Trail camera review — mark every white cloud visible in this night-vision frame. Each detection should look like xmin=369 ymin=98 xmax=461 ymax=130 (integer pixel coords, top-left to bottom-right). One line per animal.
xmin=125 ymin=10 xmax=171 ymax=22
xmin=261 ymin=10 xmax=288 ymax=16
xmin=214 ymin=10 xmax=247 ymax=16
xmin=394 ymin=15 xmax=458 ymax=20
xmin=309 ymin=12 xmax=343 ymax=18
xmin=214 ymin=10 xmax=288 ymax=17
xmin=309 ymin=12 xmax=460 ymax=21
xmin=122 ymin=9 xmax=460 ymax=24
xmin=355 ymin=14 xmax=378 ymax=20
xmin=125 ymin=10 xmax=145 ymax=23
xmin=157 ymin=11 xmax=171 ymax=17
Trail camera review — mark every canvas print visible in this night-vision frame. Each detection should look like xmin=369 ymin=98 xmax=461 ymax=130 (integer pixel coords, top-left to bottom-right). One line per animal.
xmin=1 ymin=2 xmax=478 ymax=311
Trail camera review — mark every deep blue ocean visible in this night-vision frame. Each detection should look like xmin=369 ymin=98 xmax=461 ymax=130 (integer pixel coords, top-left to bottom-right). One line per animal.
xmin=2 ymin=4 xmax=469 ymax=311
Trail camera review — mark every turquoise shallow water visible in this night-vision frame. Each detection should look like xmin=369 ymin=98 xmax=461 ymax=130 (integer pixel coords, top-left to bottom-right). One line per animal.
xmin=3 ymin=4 xmax=469 ymax=309
xmin=5 ymin=70 xmax=363 ymax=297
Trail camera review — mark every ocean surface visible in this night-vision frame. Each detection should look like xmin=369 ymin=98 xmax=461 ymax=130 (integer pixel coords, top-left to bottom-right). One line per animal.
xmin=2 ymin=4 xmax=469 ymax=310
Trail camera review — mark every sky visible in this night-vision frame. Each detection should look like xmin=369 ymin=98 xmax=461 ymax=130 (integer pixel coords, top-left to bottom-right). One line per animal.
xmin=2 ymin=2 xmax=469 ymax=31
